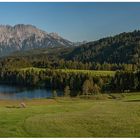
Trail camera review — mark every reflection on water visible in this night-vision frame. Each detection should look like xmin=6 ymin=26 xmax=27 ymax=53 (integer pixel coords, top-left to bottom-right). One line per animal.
xmin=0 ymin=85 xmax=62 ymax=100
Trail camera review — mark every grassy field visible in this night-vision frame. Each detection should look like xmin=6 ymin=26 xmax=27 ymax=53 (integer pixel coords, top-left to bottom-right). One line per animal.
xmin=20 ymin=67 xmax=115 ymax=77
xmin=0 ymin=93 xmax=140 ymax=137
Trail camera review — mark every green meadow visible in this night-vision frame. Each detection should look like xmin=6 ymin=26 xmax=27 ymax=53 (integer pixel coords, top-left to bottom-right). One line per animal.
xmin=0 ymin=93 xmax=139 ymax=137
xmin=20 ymin=67 xmax=115 ymax=77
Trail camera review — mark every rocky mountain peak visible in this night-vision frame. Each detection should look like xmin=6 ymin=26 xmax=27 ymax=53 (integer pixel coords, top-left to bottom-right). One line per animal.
xmin=49 ymin=32 xmax=61 ymax=39
xmin=0 ymin=24 xmax=73 ymax=56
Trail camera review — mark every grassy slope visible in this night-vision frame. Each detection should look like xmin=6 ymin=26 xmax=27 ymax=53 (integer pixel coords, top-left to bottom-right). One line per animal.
xmin=20 ymin=67 xmax=115 ymax=77
xmin=0 ymin=93 xmax=140 ymax=137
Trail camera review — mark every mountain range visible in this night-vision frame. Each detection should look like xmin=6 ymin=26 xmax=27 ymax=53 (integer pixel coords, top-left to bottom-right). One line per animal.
xmin=0 ymin=24 xmax=73 ymax=56
xmin=0 ymin=24 xmax=140 ymax=65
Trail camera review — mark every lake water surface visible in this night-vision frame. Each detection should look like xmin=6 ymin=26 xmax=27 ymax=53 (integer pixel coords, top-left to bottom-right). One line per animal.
xmin=0 ymin=85 xmax=63 ymax=100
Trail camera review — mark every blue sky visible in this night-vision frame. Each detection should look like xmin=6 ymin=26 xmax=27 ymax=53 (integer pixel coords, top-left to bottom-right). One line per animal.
xmin=0 ymin=2 xmax=140 ymax=42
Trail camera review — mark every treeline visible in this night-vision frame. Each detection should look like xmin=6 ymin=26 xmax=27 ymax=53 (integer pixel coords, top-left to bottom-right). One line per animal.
xmin=0 ymin=68 xmax=140 ymax=96
xmin=0 ymin=56 xmax=139 ymax=71
xmin=0 ymin=69 xmax=110 ymax=96
xmin=109 ymin=71 xmax=140 ymax=92
xmin=33 ymin=59 xmax=138 ymax=71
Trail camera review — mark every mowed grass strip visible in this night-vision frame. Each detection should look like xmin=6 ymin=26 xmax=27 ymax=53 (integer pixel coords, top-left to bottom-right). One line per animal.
xmin=0 ymin=94 xmax=139 ymax=137
xmin=20 ymin=67 xmax=115 ymax=77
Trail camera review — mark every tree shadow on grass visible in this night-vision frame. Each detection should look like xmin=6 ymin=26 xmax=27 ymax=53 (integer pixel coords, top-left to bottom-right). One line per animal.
xmin=124 ymin=100 xmax=140 ymax=102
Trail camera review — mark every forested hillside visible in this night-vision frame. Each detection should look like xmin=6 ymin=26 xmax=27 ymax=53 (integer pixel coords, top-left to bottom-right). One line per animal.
xmin=66 ymin=30 xmax=140 ymax=65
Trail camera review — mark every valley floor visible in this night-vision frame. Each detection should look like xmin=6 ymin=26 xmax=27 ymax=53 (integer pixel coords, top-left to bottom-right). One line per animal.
xmin=0 ymin=93 xmax=140 ymax=137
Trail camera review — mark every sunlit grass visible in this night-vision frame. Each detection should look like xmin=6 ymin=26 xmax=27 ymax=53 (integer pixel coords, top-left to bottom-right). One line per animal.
xmin=20 ymin=67 xmax=115 ymax=77
xmin=0 ymin=93 xmax=139 ymax=137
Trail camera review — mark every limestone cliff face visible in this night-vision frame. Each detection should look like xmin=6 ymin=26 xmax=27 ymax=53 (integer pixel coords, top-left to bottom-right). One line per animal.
xmin=0 ymin=24 xmax=72 ymax=56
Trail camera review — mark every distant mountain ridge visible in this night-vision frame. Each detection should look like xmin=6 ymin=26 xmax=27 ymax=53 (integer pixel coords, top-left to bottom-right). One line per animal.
xmin=0 ymin=24 xmax=73 ymax=56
